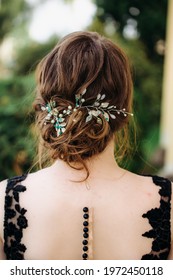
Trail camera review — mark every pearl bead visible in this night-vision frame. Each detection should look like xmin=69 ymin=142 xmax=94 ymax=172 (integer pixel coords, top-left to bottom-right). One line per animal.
xmin=82 ymin=89 xmax=86 ymax=94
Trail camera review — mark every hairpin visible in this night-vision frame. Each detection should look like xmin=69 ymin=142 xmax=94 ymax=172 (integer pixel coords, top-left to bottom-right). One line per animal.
xmin=77 ymin=91 xmax=133 ymax=123
xmin=41 ymin=89 xmax=133 ymax=137
xmin=41 ymin=101 xmax=73 ymax=136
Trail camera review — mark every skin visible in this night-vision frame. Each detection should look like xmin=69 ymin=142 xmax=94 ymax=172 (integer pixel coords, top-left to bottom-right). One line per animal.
xmin=0 ymin=138 xmax=172 ymax=260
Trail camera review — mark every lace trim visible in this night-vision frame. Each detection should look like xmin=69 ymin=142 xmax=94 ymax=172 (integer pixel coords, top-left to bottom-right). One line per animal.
xmin=4 ymin=174 xmax=28 ymax=260
xmin=141 ymin=175 xmax=172 ymax=260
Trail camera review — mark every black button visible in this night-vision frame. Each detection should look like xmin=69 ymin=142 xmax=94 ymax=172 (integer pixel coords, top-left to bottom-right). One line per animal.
xmin=83 ymin=233 xmax=89 ymax=238
xmin=83 ymin=221 xmax=88 ymax=226
xmin=83 ymin=207 xmax=89 ymax=212
xmin=83 ymin=246 xmax=88 ymax=251
xmin=82 ymin=240 xmax=88 ymax=245
xmin=83 ymin=227 xmax=89 ymax=233
xmin=82 ymin=253 xmax=88 ymax=259
xmin=83 ymin=214 xmax=89 ymax=219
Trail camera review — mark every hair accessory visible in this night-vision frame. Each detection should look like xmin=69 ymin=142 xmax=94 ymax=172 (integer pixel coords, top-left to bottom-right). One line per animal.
xmin=41 ymin=89 xmax=133 ymax=137
xmin=41 ymin=101 xmax=73 ymax=136
xmin=76 ymin=90 xmax=133 ymax=123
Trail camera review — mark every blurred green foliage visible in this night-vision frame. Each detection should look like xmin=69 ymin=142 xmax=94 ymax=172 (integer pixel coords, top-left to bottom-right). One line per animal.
xmin=0 ymin=0 xmax=31 ymax=42
xmin=90 ymin=0 xmax=167 ymax=173
xmin=0 ymin=0 xmax=167 ymax=179
xmin=87 ymin=19 xmax=163 ymax=173
xmin=94 ymin=0 xmax=167 ymax=61
xmin=12 ymin=37 xmax=58 ymax=75
xmin=0 ymin=75 xmax=35 ymax=180
xmin=123 ymin=39 xmax=162 ymax=173
xmin=0 ymin=37 xmax=59 ymax=180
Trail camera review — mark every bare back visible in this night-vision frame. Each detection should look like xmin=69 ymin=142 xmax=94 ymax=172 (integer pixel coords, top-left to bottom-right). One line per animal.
xmin=0 ymin=163 xmax=172 ymax=260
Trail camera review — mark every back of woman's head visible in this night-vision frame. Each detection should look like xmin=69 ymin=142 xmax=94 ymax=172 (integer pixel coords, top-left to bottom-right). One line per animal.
xmin=33 ymin=31 xmax=133 ymax=176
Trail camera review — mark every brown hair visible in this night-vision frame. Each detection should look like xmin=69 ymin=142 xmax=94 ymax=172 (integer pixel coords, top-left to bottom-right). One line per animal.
xmin=33 ymin=31 xmax=133 ymax=178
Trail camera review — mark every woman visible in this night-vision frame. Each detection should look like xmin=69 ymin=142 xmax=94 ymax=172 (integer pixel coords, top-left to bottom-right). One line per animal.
xmin=0 ymin=31 xmax=172 ymax=260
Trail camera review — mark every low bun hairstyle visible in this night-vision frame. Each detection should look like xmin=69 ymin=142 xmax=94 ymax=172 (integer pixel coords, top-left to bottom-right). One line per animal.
xmin=33 ymin=31 xmax=133 ymax=177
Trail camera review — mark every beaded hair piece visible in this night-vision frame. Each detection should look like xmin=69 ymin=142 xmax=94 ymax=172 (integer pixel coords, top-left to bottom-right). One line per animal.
xmin=41 ymin=89 xmax=133 ymax=137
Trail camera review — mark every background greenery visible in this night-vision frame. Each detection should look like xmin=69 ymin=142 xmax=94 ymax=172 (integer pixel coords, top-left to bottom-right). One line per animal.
xmin=0 ymin=0 xmax=168 ymax=180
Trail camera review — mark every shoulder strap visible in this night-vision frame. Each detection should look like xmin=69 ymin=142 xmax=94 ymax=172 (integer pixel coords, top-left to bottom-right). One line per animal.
xmin=141 ymin=175 xmax=172 ymax=260
xmin=4 ymin=174 xmax=28 ymax=260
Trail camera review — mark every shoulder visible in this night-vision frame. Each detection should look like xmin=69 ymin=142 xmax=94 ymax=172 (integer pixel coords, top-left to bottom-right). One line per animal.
xmin=132 ymin=173 xmax=173 ymax=260
xmin=169 ymin=180 xmax=173 ymax=259
xmin=146 ymin=174 xmax=173 ymax=260
xmin=145 ymin=174 xmax=172 ymax=196
xmin=129 ymin=172 xmax=172 ymax=191
xmin=0 ymin=179 xmax=7 ymax=203
xmin=124 ymin=171 xmax=171 ymax=192
xmin=0 ymin=178 xmax=7 ymax=193
xmin=124 ymin=171 xmax=172 ymax=212
xmin=0 ymin=175 xmax=28 ymax=236
xmin=0 ymin=179 xmax=7 ymax=241
xmin=0 ymin=180 xmax=6 ymax=259
xmin=0 ymin=179 xmax=7 ymax=209
xmin=139 ymin=173 xmax=172 ymax=205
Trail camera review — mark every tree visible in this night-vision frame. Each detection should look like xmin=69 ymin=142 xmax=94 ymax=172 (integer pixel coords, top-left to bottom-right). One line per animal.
xmin=0 ymin=76 xmax=36 ymax=180
xmin=89 ymin=5 xmax=165 ymax=173
xmin=0 ymin=0 xmax=31 ymax=43
xmin=12 ymin=37 xmax=59 ymax=75
xmin=94 ymin=0 xmax=168 ymax=60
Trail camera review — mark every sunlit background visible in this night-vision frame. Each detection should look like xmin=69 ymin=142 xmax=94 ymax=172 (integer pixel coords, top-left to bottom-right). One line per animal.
xmin=0 ymin=0 xmax=173 ymax=180
xmin=28 ymin=0 xmax=96 ymax=41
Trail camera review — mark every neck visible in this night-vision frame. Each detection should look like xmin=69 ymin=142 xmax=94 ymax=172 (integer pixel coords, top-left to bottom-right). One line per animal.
xmin=51 ymin=139 xmax=124 ymax=181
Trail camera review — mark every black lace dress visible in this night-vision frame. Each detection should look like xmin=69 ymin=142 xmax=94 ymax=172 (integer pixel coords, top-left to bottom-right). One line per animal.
xmin=2 ymin=174 xmax=172 ymax=260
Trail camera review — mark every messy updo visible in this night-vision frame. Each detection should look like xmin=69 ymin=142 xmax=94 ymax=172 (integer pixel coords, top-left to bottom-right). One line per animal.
xmin=33 ymin=31 xmax=133 ymax=177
